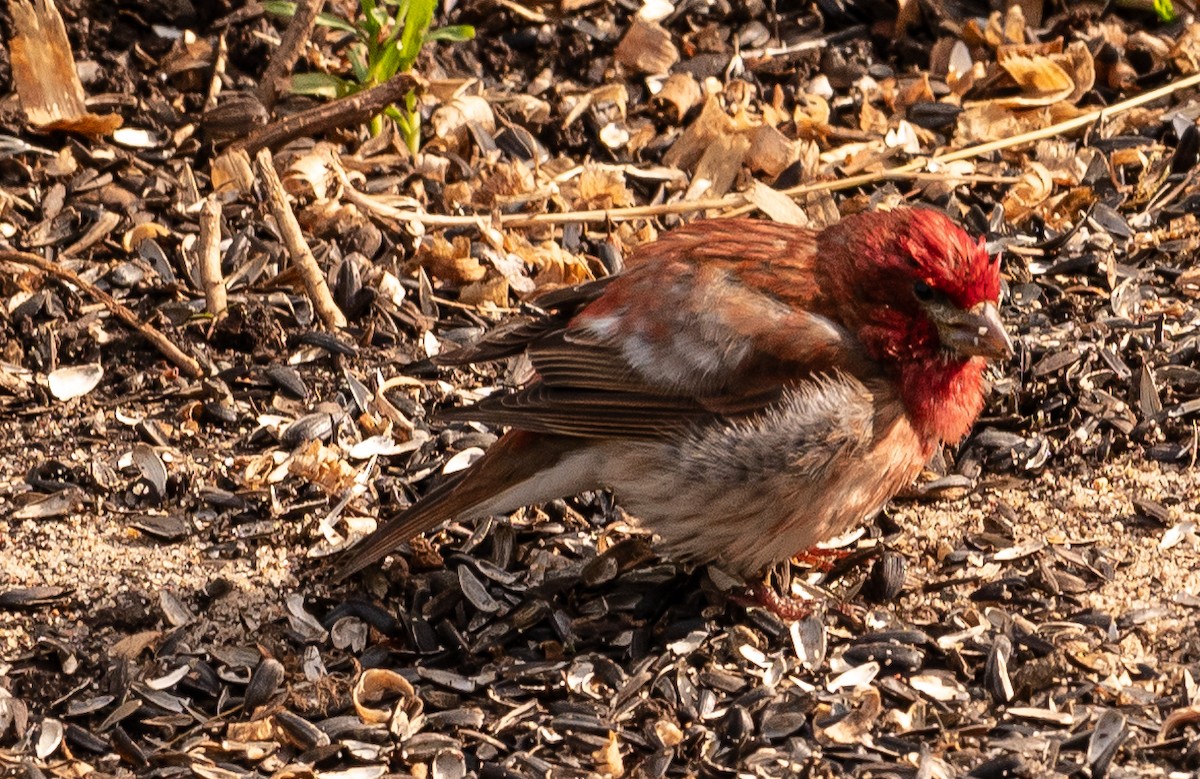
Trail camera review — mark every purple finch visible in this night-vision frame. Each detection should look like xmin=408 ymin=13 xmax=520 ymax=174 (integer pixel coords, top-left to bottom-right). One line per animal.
xmin=335 ymin=208 xmax=1011 ymax=606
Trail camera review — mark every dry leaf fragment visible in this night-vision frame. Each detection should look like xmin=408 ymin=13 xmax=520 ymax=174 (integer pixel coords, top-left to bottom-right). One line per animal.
xmin=686 ymin=131 xmax=752 ymax=199
xmin=651 ymin=73 xmax=701 ymax=123
xmin=289 ymin=440 xmax=358 ymax=495
xmin=458 ymin=274 xmax=510 ymax=308
xmin=955 ymin=101 xmax=1088 ymax=145
xmin=505 ymin=233 xmax=592 ymax=289
xmin=1178 ymin=267 xmax=1200 ymax=298
xmin=282 ymin=144 xmax=344 ymax=201
xmin=747 ymin=181 xmax=808 ymax=226
xmin=571 ymin=166 xmax=634 ymax=210
xmin=108 ymin=630 xmax=162 ymax=660
xmin=211 ymin=148 xmax=257 ymax=198
xmin=859 ymin=98 xmax=890 ymax=135
xmin=8 ymin=0 xmax=122 ymax=134
xmin=592 ymin=731 xmax=625 ymax=777
xmin=418 ymin=234 xmax=487 ymax=285
xmin=614 ymin=18 xmax=678 ymax=75
xmin=1062 ymin=41 xmax=1096 ymax=102
xmin=945 ymin=40 xmax=976 ymax=96
xmin=745 ymin=125 xmax=797 ymax=178
xmin=664 ymin=95 xmax=759 ymax=173
xmin=990 ymin=40 xmax=1094 ymax=108
xmin=1002 ymin=162 xmax=1054 ymax=223
xmin=793 ymin=93 xmax=831 ymax=140
xmin=475 ymin=160 xmax=538 ymax=208
xmin=477 ymin=234 xmax=536 ymax=296
xmin=995 ymin=53 xmax=1074 ymax=106
xmin=161 ymin=30 xmax=215 ymax=84
xmin=1001 ymin=5 xmax=1027 ymax=46
xmin=817 ymin=687 xmax=883 ymax=745
xmin=1173 ymin=25 xmax=1200 ymax=74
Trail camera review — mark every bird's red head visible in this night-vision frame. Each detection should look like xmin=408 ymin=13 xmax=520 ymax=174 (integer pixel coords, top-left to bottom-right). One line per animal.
xmin=819 ymin=208 xmax=1003 ymax=361
xmin=818 ymin=208 xmax=1009 ymax=444
xmin=888 ymin=208 xmax=1000 ymax=309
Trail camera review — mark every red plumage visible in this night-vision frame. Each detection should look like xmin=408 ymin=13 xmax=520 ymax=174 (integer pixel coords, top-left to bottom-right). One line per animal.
xmin=334 ymin=208 xmax=1011 ymax=592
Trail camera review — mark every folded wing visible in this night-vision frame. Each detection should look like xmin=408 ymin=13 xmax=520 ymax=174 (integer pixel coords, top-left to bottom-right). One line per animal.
xmin=436 ymin=220 xmax=872 ymax=438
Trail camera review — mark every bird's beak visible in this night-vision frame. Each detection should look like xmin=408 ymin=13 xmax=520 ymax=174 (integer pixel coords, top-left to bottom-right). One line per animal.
xmin=934 ymin=301 xmax=1013 ymax=360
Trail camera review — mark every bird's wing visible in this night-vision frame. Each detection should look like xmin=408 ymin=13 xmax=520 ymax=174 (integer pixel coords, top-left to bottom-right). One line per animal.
xmin=435 ymin=219 xmax=873 ymax=438
xmin=437 ymin=385 xmax=714 ymax=438
xmin=434 ymin=276 xmax=618 ymax=366
xmin=528 ymin=219 xmax=856 ymax=396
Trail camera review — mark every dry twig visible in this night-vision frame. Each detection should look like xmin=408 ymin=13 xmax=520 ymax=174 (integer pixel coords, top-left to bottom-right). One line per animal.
xmin=347 ymin=70 xmax=1200 ymax=229
xmin=337 ymin=168 xmax=1017 ymax=229
xmin=257 ymin=0 xmax=325 ymax=110
xmin=0 ymin=250 xmax=204 ymax=379
xmin=254 ymin=147 xmax=348 ymax=329
xmin=235 ymin=72 xmax=423 ymax=155
xmin=735 ymin=71 xmax=1200 ymax=219
xmin=198 ymin=197 xmax=227 ymax=316
xmin=204 ymin=33 xmax=229 ymax=113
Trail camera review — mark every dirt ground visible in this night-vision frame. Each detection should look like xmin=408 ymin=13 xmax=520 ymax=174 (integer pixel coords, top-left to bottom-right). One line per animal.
xmin=4 ymin=0 xmax=1200 ymax=776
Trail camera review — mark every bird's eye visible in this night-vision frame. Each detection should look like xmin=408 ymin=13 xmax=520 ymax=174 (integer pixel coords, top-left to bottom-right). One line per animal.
xmin=913 ymin=280 xmax=935 ymax=301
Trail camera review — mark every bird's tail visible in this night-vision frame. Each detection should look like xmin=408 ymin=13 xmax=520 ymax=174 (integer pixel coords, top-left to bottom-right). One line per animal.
xmin=331 ymin=431 xmax=583 ymax=581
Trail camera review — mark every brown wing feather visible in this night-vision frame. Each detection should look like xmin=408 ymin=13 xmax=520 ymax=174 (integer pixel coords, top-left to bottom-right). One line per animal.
xmin=331 ymin=471 xmax=469 ymax=581
xmin=434 ymin=276 xmax=617 ymax=366
xmin=527 ymin=331 xmax=663 ymax=394
xmin=437 ymin=385 xmax=715 ymax=438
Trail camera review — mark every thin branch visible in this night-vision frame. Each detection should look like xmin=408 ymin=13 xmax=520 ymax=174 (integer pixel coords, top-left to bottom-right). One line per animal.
xmin=340 ymin=168 xmax=1019 ymax=229
xmin=198 ymin=196 xmax=227 ymax=316
xmin=255 ymin=147 xmax=347 ymax=329
xmin=777 ymin=70 xmax=1200 ymax=202
xmin=0 ymin=250 xmax=204 ymax=379
xmin=204 ymin=33 xmax=228 ymax=113
xmin=257 ymin=0 xmax=325 ymax=110
xmin=234 ymin=72 xmax=424 ymax=155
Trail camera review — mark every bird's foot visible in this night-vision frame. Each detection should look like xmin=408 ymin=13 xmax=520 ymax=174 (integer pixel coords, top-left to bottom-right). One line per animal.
xmin=734 ymin=580 xmax=813 ymax=621
xmin=791 ymin=546 xmax=852 ymax=573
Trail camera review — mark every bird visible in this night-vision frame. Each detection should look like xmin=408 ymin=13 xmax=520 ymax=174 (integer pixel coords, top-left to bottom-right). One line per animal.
xmin=333 ymin=207 xmax=1011 ymax=613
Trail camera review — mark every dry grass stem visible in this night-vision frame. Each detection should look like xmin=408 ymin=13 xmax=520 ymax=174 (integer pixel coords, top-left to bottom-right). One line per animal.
xmin=343 ymin=71 xmax=1200 ymax=233
xmin=204 ymin=33 xmax=229 ymax=113
xmin=407 ymin=71 xmax=1200 ymax=229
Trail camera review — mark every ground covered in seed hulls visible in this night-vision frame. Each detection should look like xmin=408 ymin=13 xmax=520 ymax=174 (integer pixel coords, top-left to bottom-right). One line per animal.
xmin=3 ymin=0 xmax=1200 ymax=776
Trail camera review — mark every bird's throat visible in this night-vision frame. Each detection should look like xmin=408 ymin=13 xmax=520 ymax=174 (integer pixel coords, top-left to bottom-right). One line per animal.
xmin=899 ymin=356 xmax=987 ymax=447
